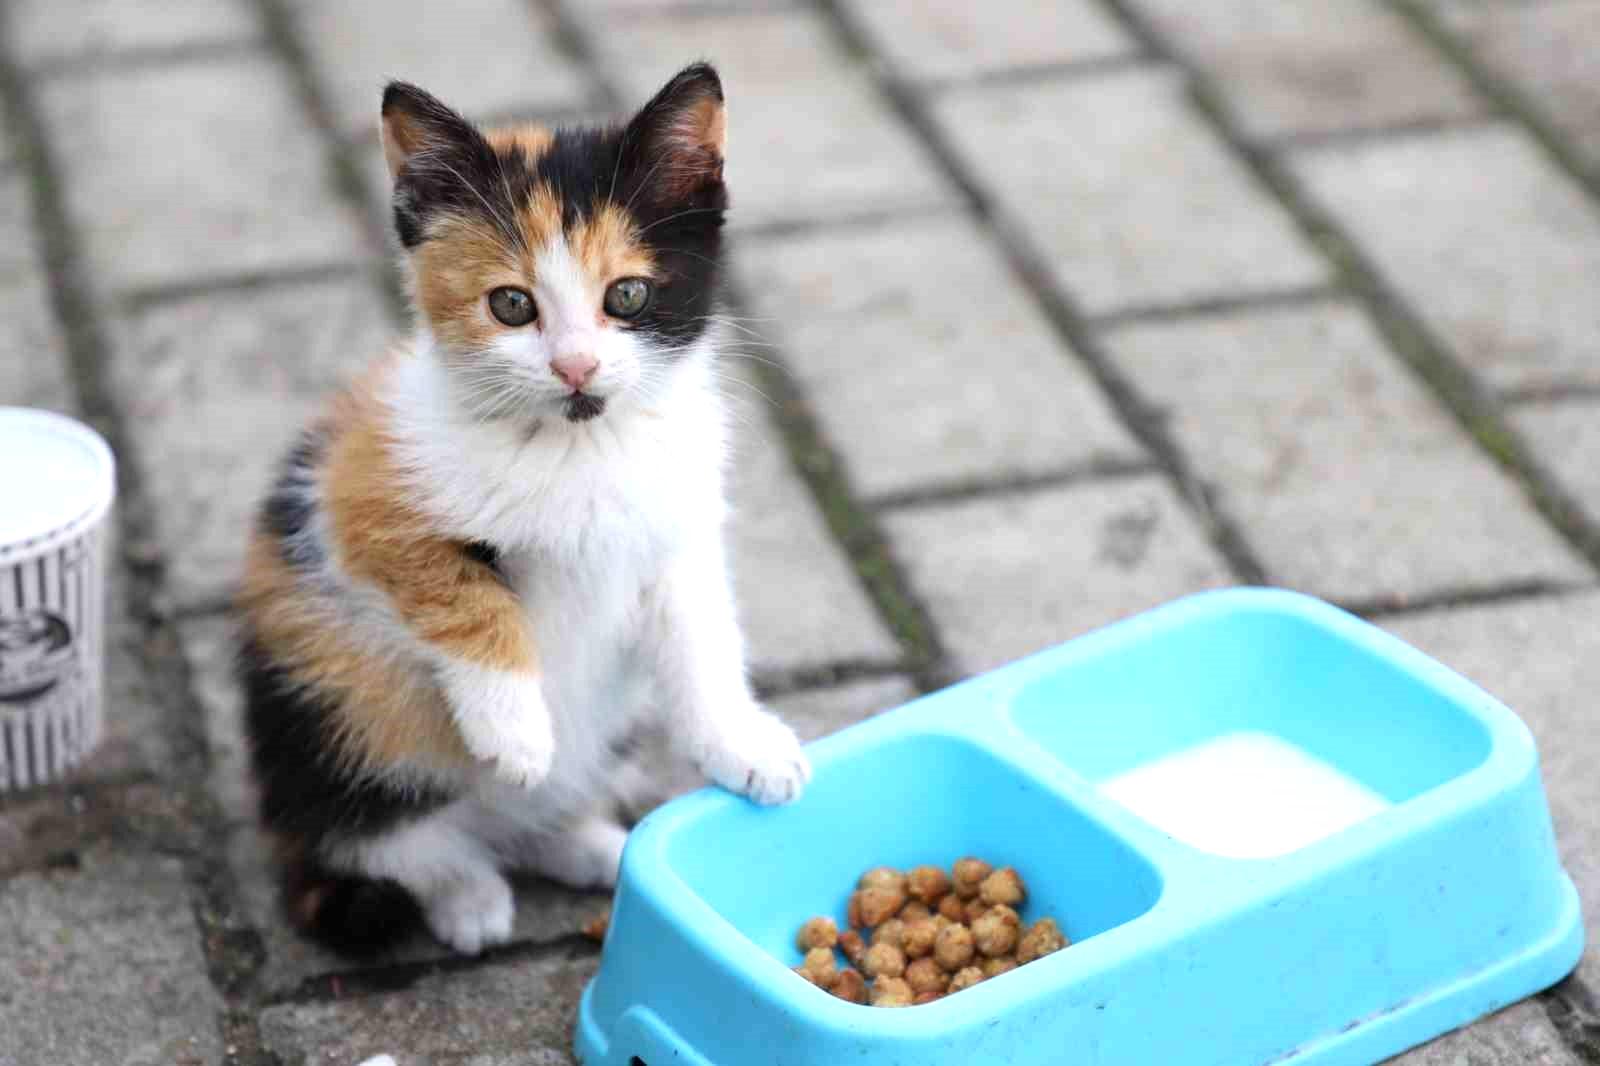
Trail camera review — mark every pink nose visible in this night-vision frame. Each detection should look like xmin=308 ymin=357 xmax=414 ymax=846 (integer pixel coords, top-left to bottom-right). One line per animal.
xmin=551 ymin=354 xmax=598 ymax=390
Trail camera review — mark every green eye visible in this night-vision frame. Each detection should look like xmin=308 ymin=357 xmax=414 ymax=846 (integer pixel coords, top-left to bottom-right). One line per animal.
xmin=488 ymin=286 xmax=536 ymax=326
xmin=604 ymin=277 xmax=652 ymax=319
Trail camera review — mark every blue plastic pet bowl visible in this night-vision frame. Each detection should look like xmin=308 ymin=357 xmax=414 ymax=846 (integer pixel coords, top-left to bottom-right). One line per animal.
xmin=575 ymin=588 xmax=1582 ymax=1065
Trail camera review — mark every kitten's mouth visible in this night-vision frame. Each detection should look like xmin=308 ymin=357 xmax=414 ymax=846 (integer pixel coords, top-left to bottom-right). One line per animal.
xmin=563 ymin=392 xmax=607 ymax=422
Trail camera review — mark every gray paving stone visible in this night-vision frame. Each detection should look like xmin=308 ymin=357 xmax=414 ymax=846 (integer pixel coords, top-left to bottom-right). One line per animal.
xmin=0 ymin=172 xmax=43 ymax=282
xmin=0 ymin=779 xmax=195 ymax=878
xmin=1382 ymin=590 xmax=1600 ymax=992
xmin=1128 ymin=0 xmax=1482 ymax=141
xmin=883 ymin=476 xmax=1234 ymax=675
xmin=932 ymin=69 xmax=1328 ymax=315
xmin=0 ymin=278 xmax=73 ymax=415
xmin=734 ymin=217 xmax=1144 ymax=500
xmin=178 ymin=618 xmax=611 ymax=997
xmin=258 ymin=949 xmax=596 ymax=1066
xmin=290 ymin=0 xmax=591 ymax=140
xmin=845 ymin=0 xmax=1135 ymax=81
xmin=727 ymin=396 xmax=903 ymax=673
xmin=0 ymin=848 xmax=224 ymax=1066
xmin=76 ymin=572 xmax=176 ymax=782
xmin=1291 ymin=125 xmax=1600 ymax=395
xmin=1106 ymin=302 xmax=1590 ymax=604
xmin=1437 ymin=0 xmax=1600 ymax=170
xmin=36 ymin=55 xmax=367 ymax=293
xmin=770 ymin=674 xmax=917 ymax=742
xmin=1512 ymin=400 xmax=1600 ymax=529
xmin=0 ymin=174 xmax=75 ymax=414
xmin=586 ymin=8 xmax=956 ymax=228
xmin=8 ymin=0 xmax=260 ymax=67
xmin=107 ymin=276 xmax=392 ymax=609
xmin=1390 ymin=999 xmax=1580 ymax=1064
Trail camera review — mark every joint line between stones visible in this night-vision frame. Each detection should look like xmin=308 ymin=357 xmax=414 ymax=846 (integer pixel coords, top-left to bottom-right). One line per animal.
xmin=1088 ymin=0 xmax=1600 ymax=583
xmin=0 ymin=5 xmax=276 ymax=1051
xmin=812 ymin=0 xmax=1274 ymax=588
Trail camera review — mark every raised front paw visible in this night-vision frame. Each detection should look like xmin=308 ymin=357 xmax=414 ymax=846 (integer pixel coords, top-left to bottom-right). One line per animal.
xmin=444 ymin=666 xmax=555 ymax=788
xmin=700 ymin=706 xmax=812 ymax=806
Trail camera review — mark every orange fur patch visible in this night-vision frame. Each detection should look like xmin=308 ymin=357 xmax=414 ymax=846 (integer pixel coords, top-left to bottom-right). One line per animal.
xmin=571 ymin=203 xmax=656 ymax=309
xmin=240 ymin=530 xmax=474 ymax=772
xmin=322 ymin=366 xmax=540 ymax=674
xmin=485 ymin=123 xmax=555 ymax=160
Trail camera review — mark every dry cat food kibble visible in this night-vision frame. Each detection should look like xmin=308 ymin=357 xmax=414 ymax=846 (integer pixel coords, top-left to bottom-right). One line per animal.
xmin=790 ymin=858 xmax=1070 ymax=1007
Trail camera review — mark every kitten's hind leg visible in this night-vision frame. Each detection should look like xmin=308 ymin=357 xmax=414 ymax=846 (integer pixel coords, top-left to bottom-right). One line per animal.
xmin=326 ymin=803 xmax=515 ymax=955
xmin=484 ymin=810 xmax=629 ymax=891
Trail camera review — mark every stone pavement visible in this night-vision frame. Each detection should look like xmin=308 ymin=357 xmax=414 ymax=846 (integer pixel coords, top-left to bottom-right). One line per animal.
xmin=1 ymin=0 xmax=1599 ymax=1062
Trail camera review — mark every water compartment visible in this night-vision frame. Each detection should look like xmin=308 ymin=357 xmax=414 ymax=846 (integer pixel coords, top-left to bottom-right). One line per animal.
xmin=1011 ymin=603 xmax=1493 ymax=859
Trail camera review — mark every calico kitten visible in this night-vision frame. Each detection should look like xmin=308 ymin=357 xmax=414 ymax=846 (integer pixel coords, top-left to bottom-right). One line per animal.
xmin=238 ymin=64 xmax=810 ymax=956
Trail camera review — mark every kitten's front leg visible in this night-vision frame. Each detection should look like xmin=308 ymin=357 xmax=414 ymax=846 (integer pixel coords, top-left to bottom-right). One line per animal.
xmin=435 ymin=659 xmax=553 ymax=788
xmin=644 ymin=545 xmax=810 ymax=805
xmin=337 ymin=519 xmax=553 ymax=787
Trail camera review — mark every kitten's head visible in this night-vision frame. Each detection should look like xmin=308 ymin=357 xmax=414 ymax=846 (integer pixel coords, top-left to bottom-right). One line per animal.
xmin=381 ymin=64 xmax=728 ymax=424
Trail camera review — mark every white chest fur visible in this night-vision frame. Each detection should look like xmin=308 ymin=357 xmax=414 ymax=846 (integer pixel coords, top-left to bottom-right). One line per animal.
xmin=385 ymin=345 xmax=731 ymax=745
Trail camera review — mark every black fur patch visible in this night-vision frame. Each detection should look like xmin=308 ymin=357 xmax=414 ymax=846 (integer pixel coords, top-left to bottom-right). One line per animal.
xmin=564 ymin=393 xmax=607 ymax=422
xmin=463 ymin=539 xmax=504 ymax=578
xmin=260 ymin=431 xmax=326 ymax=569
xmin=238 ymin=633 xmax=456 ymax=842
xmin=384 ymin=65 xmax=726 ymax=350
xmin=284 ymin=857 xmax=424 ymax=958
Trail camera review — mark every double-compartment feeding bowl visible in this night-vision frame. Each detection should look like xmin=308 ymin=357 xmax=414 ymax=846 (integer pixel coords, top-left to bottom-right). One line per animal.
xmin=576 ymin=589 xmax=1583 ymax=1065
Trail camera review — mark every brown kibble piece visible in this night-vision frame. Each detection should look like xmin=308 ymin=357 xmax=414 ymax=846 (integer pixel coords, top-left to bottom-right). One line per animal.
xmin=847 ymin=891 xmax=864 ymax=929
xmin=947 ymin=966 xmax=985 ymax=993
xmin=952 ymin=858 xmax=992 ymax=900
xmin=982 ymin=955 xmax=1019 ymax=979
xmin=904 ymin=956 xmax=949 ymax=995
xmin=907 ymin=865 xmax=951 ymax=905
xmin=796 ymin=916 xmax=838 ymax=951
xmin=871 ymin=976 xmax=914 ymax=1007
xmin=859 ymin=867 xmax=907 ymax=893
xmin=862 ymin=942 xmax=906 ymax=980
xmin=979 ymin=867 xmax=1026 ymax=907
xmin=899 ymin=900 xmax=932 ymax=923
xmin=580 ymin=908 xmax=610 ymax=942
xmin=831 ymin=968 xmax=867 ymax=1004
xmin=802 ymin=946 xmax=839 ymax=988
xmin=933 ymin=922 xmax=975 ymax=971
xmin=838 ymin=929 xmax=867 ymax=966
xmin=858 ymin=886 xmax=906 ymax=927
xmin=1016 ymin=917 xmax=1068 ymax=964
xmin=901 ymin=918 xmax=937 ymax=959
xmin=971 ymin=904 xmax=1021 ymax=957
xmin=938 ymin=895 xmax=967 ymax=923
xmin=913 ymin=990 xmax=944 ymax=1006
xmin=963 ymin=897 xmax=991 ymax=924
xmin=871 ymin=918 xmax=906 ymax=949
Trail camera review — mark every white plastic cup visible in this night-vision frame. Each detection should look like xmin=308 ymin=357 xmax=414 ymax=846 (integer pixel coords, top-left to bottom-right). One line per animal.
xmin=0 ymin=407 xmax=115 ymax=791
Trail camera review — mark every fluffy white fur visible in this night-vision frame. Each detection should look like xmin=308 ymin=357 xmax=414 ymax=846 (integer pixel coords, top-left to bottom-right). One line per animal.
xmin=321 ymin=230 xmax=809 ymax=954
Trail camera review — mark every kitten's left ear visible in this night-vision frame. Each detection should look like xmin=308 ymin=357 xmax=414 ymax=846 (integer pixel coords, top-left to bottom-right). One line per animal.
xmin=622 ymin=63 xmax=727 ymax=201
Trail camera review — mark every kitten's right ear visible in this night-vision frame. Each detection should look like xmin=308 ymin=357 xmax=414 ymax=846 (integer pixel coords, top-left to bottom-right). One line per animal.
xmin=380 ymin=81 xmax=480 ymax=181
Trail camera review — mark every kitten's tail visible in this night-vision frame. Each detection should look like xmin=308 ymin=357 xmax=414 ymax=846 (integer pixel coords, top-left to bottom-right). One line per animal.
xmin=282 ymin=852 xmax=424 ymax=957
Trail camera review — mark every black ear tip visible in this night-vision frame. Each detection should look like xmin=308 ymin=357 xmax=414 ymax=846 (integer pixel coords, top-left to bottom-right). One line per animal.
xmin=674 ymin=61 xmax=723 ymax=102
xmin=381 ymin=80 xmax=443 ymax=118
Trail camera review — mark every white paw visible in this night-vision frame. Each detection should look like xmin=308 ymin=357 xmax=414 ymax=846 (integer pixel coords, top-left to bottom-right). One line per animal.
xmin=423 ymin=870 xmax=515 ymax=955
xmin=700 ymin=707 xmax=812 ymax=806
xmin=442 ymin=664 xmax=555 ymax=788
